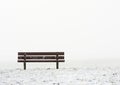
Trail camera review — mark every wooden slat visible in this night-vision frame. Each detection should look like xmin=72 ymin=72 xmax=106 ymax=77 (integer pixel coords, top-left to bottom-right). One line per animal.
xmin=18 ymin=52 xmax=64 ymax=55
xmin=18 ymin=56 xmax=64 ymax=59
xmin=18 ymin=55 xmax=57 ymax=57
xmin=18 ymin=59 xmax=65 ymax=62
xmin=18 ymin=56 xmax=43 ymax=59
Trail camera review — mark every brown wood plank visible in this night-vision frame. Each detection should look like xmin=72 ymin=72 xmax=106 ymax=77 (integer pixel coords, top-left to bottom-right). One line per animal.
xmin=18 ymin=56 xmax=64 ymax=59
xmin=18 ymin=52 xmax=64 ymax=55
xmin=18 ymin=59 xmax=65 ymax=62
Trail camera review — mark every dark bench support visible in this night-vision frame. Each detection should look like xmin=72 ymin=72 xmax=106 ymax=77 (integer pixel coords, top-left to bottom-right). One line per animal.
xmin=24 ymin=53 xmax=26 ymax=70
xmin=56 ymin=53 xmax=59 ymax=69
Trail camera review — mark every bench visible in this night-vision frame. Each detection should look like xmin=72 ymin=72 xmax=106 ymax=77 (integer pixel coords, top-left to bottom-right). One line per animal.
xmin=18 ymin=52 xmax=65 ymax=70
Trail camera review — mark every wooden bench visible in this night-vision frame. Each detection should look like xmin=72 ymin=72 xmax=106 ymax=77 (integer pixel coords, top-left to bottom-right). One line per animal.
xmin=18 ymin=52 xmax=65 ymax=70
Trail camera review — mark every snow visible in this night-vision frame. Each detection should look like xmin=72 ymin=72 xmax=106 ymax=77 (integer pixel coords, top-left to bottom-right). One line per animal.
xmin=0 ymin=67 xmax=120 ymax=85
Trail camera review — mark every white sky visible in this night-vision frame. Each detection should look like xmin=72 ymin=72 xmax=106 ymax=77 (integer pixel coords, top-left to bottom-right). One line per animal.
xmin=0 ymin=0 xmax=120 ymax=66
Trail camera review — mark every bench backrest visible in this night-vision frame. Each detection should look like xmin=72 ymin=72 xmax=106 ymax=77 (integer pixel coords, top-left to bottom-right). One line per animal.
xmin=18 ymin=52 xmax=65 ymax=62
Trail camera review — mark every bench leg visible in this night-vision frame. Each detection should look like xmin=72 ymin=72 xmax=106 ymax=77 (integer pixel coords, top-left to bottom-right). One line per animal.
xmin=24 ymin=62 xmax=26 ymax=70
xmin=56 ymin=62 xmax=59 ymax=69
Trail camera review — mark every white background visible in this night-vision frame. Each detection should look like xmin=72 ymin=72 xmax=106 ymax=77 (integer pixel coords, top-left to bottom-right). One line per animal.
xmin=0 ymin=0 xmax=120 ymax=67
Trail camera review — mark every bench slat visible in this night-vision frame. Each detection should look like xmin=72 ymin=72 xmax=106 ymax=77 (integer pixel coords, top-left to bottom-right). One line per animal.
xmin=18 ymin=52 xmax=64 ymax=55
xmin=18 ymin=56 xmax=64 ymax=59
xmin=18 ymin=55 xmax=64 ymax=57
xmin=18 ymin=59 xmax=65 ymax=62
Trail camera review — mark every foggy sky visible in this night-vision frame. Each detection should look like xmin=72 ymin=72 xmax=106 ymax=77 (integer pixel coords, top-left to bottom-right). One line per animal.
xmin=0 ymin=0 xmax=120 ymax=65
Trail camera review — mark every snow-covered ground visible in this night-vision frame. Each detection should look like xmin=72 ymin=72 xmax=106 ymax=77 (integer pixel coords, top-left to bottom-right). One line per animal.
xmin=0 ymin=67 xmax=120 ymax=85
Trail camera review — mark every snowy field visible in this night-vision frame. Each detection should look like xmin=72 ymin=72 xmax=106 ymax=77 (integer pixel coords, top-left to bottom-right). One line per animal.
xmin=0 ymin=67 xmax=120 ymax=85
